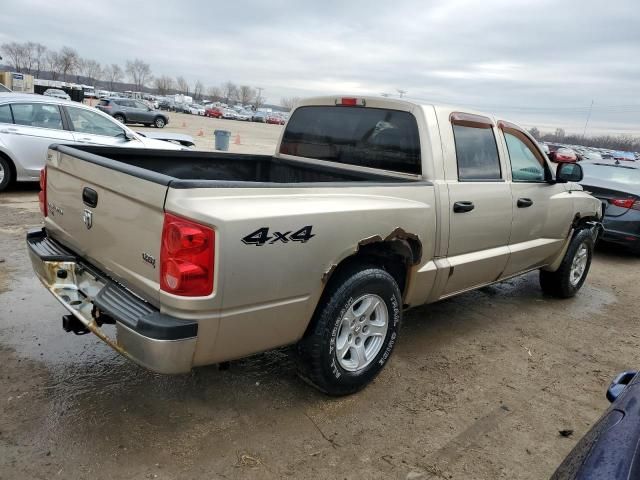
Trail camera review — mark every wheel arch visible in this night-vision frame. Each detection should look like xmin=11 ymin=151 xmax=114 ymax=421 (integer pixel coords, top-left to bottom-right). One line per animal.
xmin=0 ymin=149 xmax=17 ymax=183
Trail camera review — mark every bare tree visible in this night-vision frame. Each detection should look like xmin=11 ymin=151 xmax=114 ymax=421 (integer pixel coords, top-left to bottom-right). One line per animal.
xmin=154 ymin=75 xmax=174 ymax=96
xmin=76 ymin=58 xmax=102 ymax=84
xmin=103 ymin=64 xmax=123 ymax=91
xmin=58 ymin=46 xmax=79 ymax=81
xmin=254 ymin=87 xmax=265 ymax=110
xmin=193 ymin=80 xmax=204 ymax=100
xmin=238 ymin=85 xmax=255 ymax=106
xmin=280 ymin=96 xmax=301 ymax=111
xmin=125 ymin=58 xmax=153 ymax=91
xmin=206 ymin=86 xmax=222 ymax=101
xmin=32 ymin=43 xmax=47 ymax=78
xmin=1 ymin=42 xmax=25 ymax=72
xmin=554 ymin=128 xmax=566 ymax=140
xmin=45 ymin=50 xmax=63 ymax=80
xmin=221 ymin=81 xmax=237 ymax=104
xmin=527 ymin=127 xmax=540 ymax=139
xmin=175 ymin=76 xmax=190 ymax=95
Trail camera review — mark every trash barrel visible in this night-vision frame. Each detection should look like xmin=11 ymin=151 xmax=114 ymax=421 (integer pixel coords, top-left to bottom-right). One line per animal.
xmin=214 ymin=130 xmax=231 ymax=151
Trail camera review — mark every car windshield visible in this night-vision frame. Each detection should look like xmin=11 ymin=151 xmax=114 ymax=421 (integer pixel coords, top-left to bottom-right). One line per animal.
xmin=582 ymin=163 xmax=640 ymax=186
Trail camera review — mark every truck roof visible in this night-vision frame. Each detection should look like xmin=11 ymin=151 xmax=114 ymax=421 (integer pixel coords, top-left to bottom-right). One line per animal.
xmin=294 ymin=95 xmax=511 ymax=128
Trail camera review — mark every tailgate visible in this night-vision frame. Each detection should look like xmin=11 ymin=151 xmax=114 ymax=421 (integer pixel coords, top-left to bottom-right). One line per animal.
xmin=44 ymin=146 xmax=171 ymax=305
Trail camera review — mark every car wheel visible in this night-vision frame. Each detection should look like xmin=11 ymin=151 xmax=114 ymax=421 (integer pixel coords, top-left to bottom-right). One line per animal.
xmin=113 ymin=114 xmax=126 ymax=124
xmin=0 ymin=155 xmax=15 ymax=192
xmin=540 ymin=228 xmax=594 ymax=298
xmin=297 ymin=266 xmax=401 ymax=395
xmin=154 ymin=117 xmax=166 ymax=128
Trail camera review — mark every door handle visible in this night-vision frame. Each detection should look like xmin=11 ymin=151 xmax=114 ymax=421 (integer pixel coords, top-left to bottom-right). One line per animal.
xmin=517 ymin=198 xmax=534 ymax=208
xmin=453 ymin=201 xmax=475 ymax=213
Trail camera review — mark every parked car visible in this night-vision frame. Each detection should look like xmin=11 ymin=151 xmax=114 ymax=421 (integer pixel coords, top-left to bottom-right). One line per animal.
xmin=552 ymin=370 xmax=640 ymax=479
xmin=236 ymin=110 xmax=252 ymax=121
xmin=266 ymin=113 xmax=285 ymax=125
xmin=0 ymin=93 xmax=186 ymax=191
xmin=613 ymin=151 xmax=636 ymax=162
xmin=27 ymin=96 xmax=601 ymax=395
xmin=221 ymin=108 xmax=238 ymax=120
xmin=43 ymin=89 xmax=71 ymax=101
xmin=252 ymin=111 xmax=267 ymax=123
xmin=187 ymin=104 xmax=205 ymax=116
xmin=580 ymin=160 xmax=640 ymax=254
xmin=204 ymin=107 xmax=223 ymax=118
xmin=158 ymin=100 xmax=173 ymax=111
xmin=96 ymin=98 xmax=169 ymax=128
xmin=550 ymin=147 xmax=578 ymax=163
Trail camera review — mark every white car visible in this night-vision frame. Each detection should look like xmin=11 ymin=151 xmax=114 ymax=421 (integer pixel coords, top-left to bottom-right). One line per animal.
xmin=43 ymin=89 xmax=71 ymax=101
xmin=0 ymin=93 xmax=190 ymax=191
xmin=188 ymin=104 xmax=205 ymax=116
xmin=236 ymin=110 xmax=252 ymax=121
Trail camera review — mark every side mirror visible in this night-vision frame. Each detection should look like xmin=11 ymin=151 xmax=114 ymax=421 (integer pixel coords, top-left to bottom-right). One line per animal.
xmin=607 ymin=371 xmax=638 ymax=402
xmin=556 ymin=162 xmax=583 ymax=183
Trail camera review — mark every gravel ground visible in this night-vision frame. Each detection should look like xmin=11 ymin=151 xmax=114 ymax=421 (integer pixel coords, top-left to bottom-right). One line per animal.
xmin=1 ymin=121 xmax=639 ymax=479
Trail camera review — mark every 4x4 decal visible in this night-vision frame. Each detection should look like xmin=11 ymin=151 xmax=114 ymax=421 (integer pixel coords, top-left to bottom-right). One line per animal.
xmin=242 ymin=226 xmax=314 ymax=246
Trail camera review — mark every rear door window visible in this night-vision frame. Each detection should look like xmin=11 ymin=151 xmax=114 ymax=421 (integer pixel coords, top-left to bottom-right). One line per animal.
xmin=0 ymin=104 xmax=12 ymax=123
xmin=280 ymin=106 xmax=421 ymax=175
xmin=11 ymin=103 xmax=63 ymax=130
xmin=451 ymin=121 xmax=502 ymax=181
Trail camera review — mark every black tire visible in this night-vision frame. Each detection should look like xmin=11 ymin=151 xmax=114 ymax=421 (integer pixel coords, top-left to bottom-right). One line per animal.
xmin=297 ymin=266 xmax=402 ymax=396
xmin=540 ymin=229 xmax=594 ymax=298
xmin=113 ymin=114 xmax=125 ymax=124
xmin=154 ymin=117 xmax=166 ymax=128
xmin=0 ymin=155 xmax=14 ymax=192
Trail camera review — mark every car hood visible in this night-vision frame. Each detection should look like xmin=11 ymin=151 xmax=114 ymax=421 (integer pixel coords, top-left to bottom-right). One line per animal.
xmin=136 ymin=132 xmax=196 ymax=147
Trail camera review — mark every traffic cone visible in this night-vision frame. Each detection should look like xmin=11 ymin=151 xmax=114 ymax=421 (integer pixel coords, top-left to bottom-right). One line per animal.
xmin=234 ymin=133 xmax=241 ymax=145
xmin=197 ymin=128 xmax=204 ymax=137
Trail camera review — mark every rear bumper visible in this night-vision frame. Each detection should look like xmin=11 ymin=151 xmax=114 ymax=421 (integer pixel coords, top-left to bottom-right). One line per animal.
xmin=26 ymin=228 xmax=197 ymax=374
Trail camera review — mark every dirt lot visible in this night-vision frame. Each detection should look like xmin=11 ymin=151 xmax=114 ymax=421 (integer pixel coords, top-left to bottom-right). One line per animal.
xmin=1 ymin=119 xmax=639 ymax=479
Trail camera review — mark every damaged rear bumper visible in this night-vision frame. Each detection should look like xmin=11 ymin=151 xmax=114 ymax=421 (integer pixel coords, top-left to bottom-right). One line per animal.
xmin=26 ymin=228 xmax=197 ymax=374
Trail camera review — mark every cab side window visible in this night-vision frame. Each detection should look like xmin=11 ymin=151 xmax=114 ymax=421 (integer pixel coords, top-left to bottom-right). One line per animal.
xmin=451 ymin=115 xmax=502 ymax=181
xmin=502 ymin=128 xmax=547 ymax=182
xmin=0 ymin=104 xmax=12 ymax=124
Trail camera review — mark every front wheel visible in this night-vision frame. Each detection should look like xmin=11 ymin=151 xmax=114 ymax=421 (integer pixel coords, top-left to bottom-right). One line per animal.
xmin=113 ymin=114 xmax=125 ymax=124
xmin=540 ymin=228 xmax=594 ymax=298
xmin=154 ymin=117 xmax=166 ymax=128
xmin=297 ymin=267 xmax=401 ymax=395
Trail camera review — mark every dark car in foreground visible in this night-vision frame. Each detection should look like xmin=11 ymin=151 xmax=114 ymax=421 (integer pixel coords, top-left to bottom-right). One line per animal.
xmin=552 ymin=371 xmax=640 ymax=479
xmin=96 ymin=98 xmax=169 ymax=128
xmin=580 ymin=160 xmax=640 ymax=254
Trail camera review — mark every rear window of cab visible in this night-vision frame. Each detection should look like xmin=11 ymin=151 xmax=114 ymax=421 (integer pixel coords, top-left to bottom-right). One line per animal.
xmin=280 ymin=106 xmax=422 ymax=175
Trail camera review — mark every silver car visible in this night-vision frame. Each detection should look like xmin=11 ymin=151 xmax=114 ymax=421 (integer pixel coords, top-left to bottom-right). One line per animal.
xmin=0 ymin=93 xmax=184 ymax=191
xmin=43 ymin=88 xmax=71 ymax=101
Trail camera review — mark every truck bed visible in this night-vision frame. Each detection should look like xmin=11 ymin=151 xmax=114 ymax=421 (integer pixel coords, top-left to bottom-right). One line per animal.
xmin=53 ymin=144 xmax=419 ymax=187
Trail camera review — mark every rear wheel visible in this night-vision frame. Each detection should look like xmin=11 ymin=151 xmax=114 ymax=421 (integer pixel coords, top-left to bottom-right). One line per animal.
xmin=154 ymin=117 xmax=166 ymax=128
xmin=0 ymin=155 xmax=15 ymax=192
xmin=113 ymin=114 xmax=125 ymax=124
xmin=297 ymin=267 xmax=401 ymax=395
xmin=540 ymin=229 xmax=594 ymax=298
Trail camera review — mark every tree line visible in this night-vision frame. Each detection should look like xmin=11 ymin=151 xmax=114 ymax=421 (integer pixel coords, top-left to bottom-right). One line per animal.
xmin=528 ymin=127 xmax=639 ymax=152
xmin=0 ymin=40 xmax=285 ymax=109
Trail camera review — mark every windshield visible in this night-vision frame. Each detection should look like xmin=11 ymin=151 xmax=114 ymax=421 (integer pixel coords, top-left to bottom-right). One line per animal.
xmin=582 ymin=163 xmax=640 ymax=186
xmin=280 ymin=105 xmax=421 ymax=175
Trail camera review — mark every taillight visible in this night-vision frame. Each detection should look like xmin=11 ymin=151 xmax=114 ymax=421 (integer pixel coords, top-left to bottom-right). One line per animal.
xmin=610 ymin=198 xmax=640 ymax=210
xmin=38 ymin=167 xmax=47 ymax=217
xmin=160 ymin=213 xmax=215 ymax=296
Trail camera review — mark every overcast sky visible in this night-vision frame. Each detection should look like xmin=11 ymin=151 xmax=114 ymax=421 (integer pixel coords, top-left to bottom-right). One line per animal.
xmin=2 ymin=0 xmax=639 ymax=134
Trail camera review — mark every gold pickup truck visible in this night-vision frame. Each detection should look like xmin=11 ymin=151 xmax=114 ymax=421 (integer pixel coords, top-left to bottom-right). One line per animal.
xmin=27 ymin=96 xmax=602 ymax=395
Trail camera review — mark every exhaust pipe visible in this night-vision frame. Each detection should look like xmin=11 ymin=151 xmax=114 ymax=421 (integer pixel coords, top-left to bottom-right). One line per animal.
xmin=62 ymin=314 xmax=90 ymax=335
